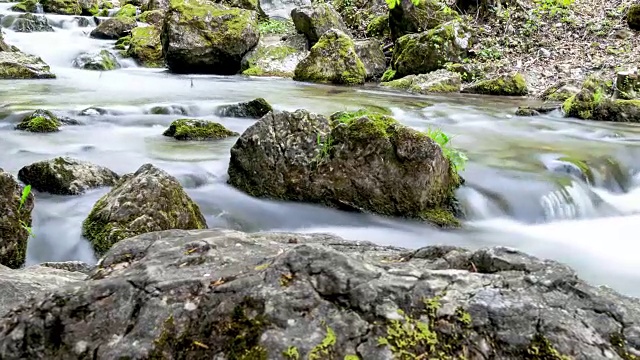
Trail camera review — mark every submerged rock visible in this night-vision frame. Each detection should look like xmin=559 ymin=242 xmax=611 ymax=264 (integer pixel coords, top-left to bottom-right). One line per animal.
xmin=0 ymin=169 xmax=33 ymax=269
xmin=291 ymin=3 xmax=348 ymax=47
xmin=3 ymin=13 xmax=54 ymax=32
xmin=1 ymin=228 xmax=639 ymax=358
xmin=389 ymin=0 xmax=459 ymax=41
xmin=82 ymin=163 xmax=207 ymax=256
xmin=214 ymin=97 xmax=273 ymax=119
xmin=18 ymin=157 xmax=119 ymax=195
xmin=90 ymin=17 xmax=137 ymax=39
xmin=462 ymin=73 xmax=528 ymax=96
xmin=293 ymin=29 xmax=366 ymax=85
xmin=382 ymin=69 xmax=462 ymax=94
xmin=240 ymin=34 xmax=308 ymax=77
xmin=162 ymin=119 xmax=238 ymax=140
xmin=148 ymin=104 xmax=188 ymax=115
xmin=354 ymin=39 xmax=386 ymax=81
xmin=0 ymin=51 xmax=56 ymax=80
xmin=162 ymin=0 xmax=260 ymax=74
xmin=228 ymin=109 xmax=462 ymax=226
xmin=127 ymin=25 xmax=163 ymax=67
xmin=72 ymin=49 xmax=120 ymax=71
xmin=15 ymin=110 xmax=62 ymax=132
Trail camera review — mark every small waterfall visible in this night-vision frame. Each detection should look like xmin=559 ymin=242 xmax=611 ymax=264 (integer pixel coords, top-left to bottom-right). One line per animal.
xmin=35 ymin=3 xmax=44 ymax=14
xmin=540 ymin=180 xmax=598 ymax=221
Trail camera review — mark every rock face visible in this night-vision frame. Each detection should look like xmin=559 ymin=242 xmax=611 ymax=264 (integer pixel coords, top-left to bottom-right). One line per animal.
xmin=228 ymin=109 xmax=462 ymax=226
xmin=391 ymin=20 xmax=472 ymax=79
xmin=82 ymin=164 xmax=208 ymax=256
xmin=291 ymin=3 xmax=348 ymax=46
xmin=72 ymin=49 xmax=120 ymax=71
xmin=354 ymin=39 xmax=386 ymax=81
xmin=0 ymin=169 xmax=33 ymax=269
xmin=163 ymin=119 xmax=239 ymax=140
xmin=17 ymin=157 xmax=119 ymax=195
xmin=161 ymin=0 xmax=260 ymax=74
xmin=0 ymin=264 xmax=86 ymax=316
xmin=293 ymin=29 xmax=366 ymax=85
xmin=240 ymin=34 xmax=308 ymax=77
xmin=214 ymin=97 xmax=273 ymax=119
xmin=389 ymin=0 xmax=459 ymax=41
xmin=1 ymin=228 xmax=640 ymax=359
xmin=382 ymin=69 xmax=462 ymax=94
xmin=127 ymin=25 xmax=163 ymax=67
xmin=462 ymin=73 xmax=528 ymax=96
xmin=4 ymin=13 xmax=54 ymax=32
xmin=90 ymin=17 xmax=137 ymax=39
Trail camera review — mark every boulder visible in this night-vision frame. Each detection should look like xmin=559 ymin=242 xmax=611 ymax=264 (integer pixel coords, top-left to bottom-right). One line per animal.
xmin=17 ymin=157 xmax=119 ymax=195
xmin=562 ymin=76 xmax=613 ymax=120
xmin=39 ymin=0 xmax=99 ymax=15
xmin=14 ymin=109 xmax=78 ymax=133
xmin=0 ymin=51 xmax=56 ymax=79
xmin=515 ymin=104 xmax=559 ymax=116
xmin=293 ymin=29 xmax=366 ymax=85
xmin=354 ymin=39 xmax=386 ymax=81
xmin=90 ymin=17 xmax=137 ymax=39
xmin=331 ymin=0 xmax=388 ymax=37
xmin=161 ymin=0 xmax=260 ymax=74
xmin=391 ymin=20 xmax=472 ymax=78
xmin=382 ymin=69 xmax=462 ymax=93
xmin=127 ymin=25 xmax=163 ymax=67
xmin=462 ymin=72 xmax=528 ymax=96
xmin=162 ymin=119 xmax=238 ymax=140
xmin=389 ymin=0 xmax=460 ymax=41
xmin=9 ymin=0 xmax=39 ymax=13
xmin=81 ymin=163 xmax=207 ymax=256
xmin=0 ymin=264 xmax=86 ymax=316
xmin=228 ymin=109 xmax=462 ymax=226
xmin=72 ymin=49 xmax=120 ymax=71
xmin=291 ymin=3 xmax=349 ymax=46
xmin=213 ymin=0 xmax=266 ymax=18
xmin=541 ymin=80 xmax=580 ymax=102
xmin=613 ymin=71 xmax=640 ymax=100
xmin=0 ymin=169 xmax=33 ymax=269
xmin=366 ymin=13 xmax=390 ymax=38
xmin=214 ymin=97 xmax=273 ymax=119
xmin=627 ymin=4 xmax=640 ymax=31
xmin=3 ymin=13 xmax=54 ymax=32
xmin=1 ymin=228 xmax=640 ymax=358
xmin=138 ymin=9 xmax=165 ymax=25
xmin=0 ymin=30 xmax=11 ymax=52
xmin=144 ymin=0 xmax=168 ymax=11
xmin=114 ymin=3 xmax=137 ymax=17
xmin=240 ymin=34 xmax=308 ymax=77
xmin=148 ymin=104 xmax=189 ymax=115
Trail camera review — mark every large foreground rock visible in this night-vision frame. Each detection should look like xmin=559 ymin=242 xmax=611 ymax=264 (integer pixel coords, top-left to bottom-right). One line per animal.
xmin=1 ymin=228 xmax=639 ymax=358
xmin=82 ymin=163 xmax=207 ymax=256
xmin=228 ymin=109 xmax=462 ymax=226
xmin=18 ymin=157 xmax=119 ymax=195
xmin=161 ymin=0 xmax=260 ymax=74
xmin=0 ymin=169 xmax=34 ymax=269
xmin=90 ymin=17 xmax=136 ymax=39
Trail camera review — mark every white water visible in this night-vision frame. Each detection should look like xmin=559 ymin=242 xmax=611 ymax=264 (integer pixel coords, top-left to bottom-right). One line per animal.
xmin=2 ymin=5 xmax=640 ymax=297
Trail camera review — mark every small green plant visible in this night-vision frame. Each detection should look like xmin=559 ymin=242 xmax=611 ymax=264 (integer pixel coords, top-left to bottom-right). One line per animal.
xmin=424 ymin=128 xmax=468 ymax=172
xmin=385 ymin=0 xmax=420 ymax=9
xmin=283 ymin=346 xmax=300 ymax=359
xmin=314 ymin=133 xmax=334 ymax=162
xmin=258 ymin=19 xmax=294 ymax=35
xmin=18 ymin=184 xmax=34 ymax=237
xmin=309 ymin=326 xmax=337 ymax=359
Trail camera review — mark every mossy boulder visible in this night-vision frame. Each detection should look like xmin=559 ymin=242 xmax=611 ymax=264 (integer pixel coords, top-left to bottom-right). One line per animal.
xmin=291 ymin=3 xmax=349 ymax=47
xmin=331 ymin=0 xmax=388 ymax=38
xmin=627 ymin=4 xmax=640 ymax=31
xmin=148 ymin=104 xmax=188 ymax=115
xmin=366 ymin=14 xmax=390 ymax=38
xmin=127 ymin=26 xmax=163 ymax=67
xmin=161 ymin=0 xmax=260 ymax=74
xmin=389 ymin=0 xmax=460 ymax=41
xmin=515 ymin=104 xmax=558 ymax=117
xmin=90 ymin=17 xmax=137 ymax=39
xmin=240 ymin=34 xmax=308 ymax=78
xmin=0 ymin=31 xmax=11 ymax=52
xmin=215 ymin=98 xmax=272 ymax=119
xmin=10 ymin=0 xmax=39 ymax=13
xmin=0 ymin=51 xmax=56 ymax=79
xmin=391 ymin=20 xmax=472 ymax=78
xmin=562 ymin=76 xmax=612 ymax=120
xmin=18 ymin=157 xmax=119 ymax=195
xmin=541 ymin=81 xmax=580 ymax=102
xmin=382 ymin=69 xmax=462 ymax=94
xmin=72 ymin=49 xmax=120 ymax=71
xmin=82 ymin=163 xmax=208 ymax=256
xmin=138 ymin=9 xmax=165 ymax=26
xmin=462 ymin=73 xmax=528 ymax=96
xmin=2 ymin=13 xmax=54 ymax=32
xmin=592 ymin=99 xmax=640 ymax=123
xmin=293 ymin=29 xmax=366 ymax=85
xmin=163 ymin=119 xmax=238 ymax=140
xmin=15 ymin=110 xmax=62 ymax=132
xmin=213 ymin=0 xmax=266 ymax=19
xmin=38 ymin=0 xmax=99 ymax=15
xmin=227 ymin=109 xmax=463 ymax=227
xmin=0 ymin=169 xmax=34 ymax=269
xmin=354 ymin=39 xmax=386 ymax=81
xmin=115 ymin=3 xmax=137 ymax=17
xmin=114 ymin=35 xmax=131 ymax=50
xmin=143 ymin=0 xmax=168 ymax=11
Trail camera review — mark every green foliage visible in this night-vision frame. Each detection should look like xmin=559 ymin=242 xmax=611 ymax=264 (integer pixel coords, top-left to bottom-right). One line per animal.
xmin=385 ymin=0 xmax=420 ymax=9
xmin=425 ymin=128 xmax=467 ymax=172
xmin=18 ymin=184 xmax=34 ymax=237
xmin=309 ymin=326 xmax=337 ymax=359
xmin=315 ymin=133 xmax=333 ymax=162
xmin=533 ymin=0 xmax=574 ymax=17
xmin=283 ymin=346 xmax=300 ymax=359
xmin=258 ymin=19 xmax=294 ymax=35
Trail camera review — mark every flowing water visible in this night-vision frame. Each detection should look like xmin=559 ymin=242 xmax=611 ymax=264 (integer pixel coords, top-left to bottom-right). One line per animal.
xmin=2 ymin=4 xmax=640 ymax=296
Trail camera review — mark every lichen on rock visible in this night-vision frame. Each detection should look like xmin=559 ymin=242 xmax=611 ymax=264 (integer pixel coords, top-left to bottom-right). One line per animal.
xmin=15 ymin=109 xmax=62 ymax=132
xmin=462 ymin=72 xmax=528 ymax=96
xmin=240 ymin=34 xmax=308 ymax=78
xmin=0 ymin=51 xmax=56 ymax=80
xmin=127 ymin=25 xmax=163 ymax=67
xmin=162 ymin=119 xmax=238 ymax=140
xmin=354 ymin=39 xmax=386 ymax=81
xmin=0 ymin=169 xmax=34 ymax=269
xmin=382 ymin=69 xmax=462 ymax=94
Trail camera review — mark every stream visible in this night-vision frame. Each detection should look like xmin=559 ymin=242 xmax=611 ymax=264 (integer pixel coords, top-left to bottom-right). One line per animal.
xmin=2 ymin=3 xmax=640 ymax=297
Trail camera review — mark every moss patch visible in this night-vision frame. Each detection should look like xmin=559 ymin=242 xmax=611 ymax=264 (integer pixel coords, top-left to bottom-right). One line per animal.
xmin=127 ymin=26 xmax=163 ymax=67
xmin=15 ymin=110 xmax=61 ymax=133
xmin=464 ymin=73 xmax=528 ymax=96
xmin=163 ymin=119 xmax=238 ymax=140
xmin=115 ymin=3 xmax=137 ymax=17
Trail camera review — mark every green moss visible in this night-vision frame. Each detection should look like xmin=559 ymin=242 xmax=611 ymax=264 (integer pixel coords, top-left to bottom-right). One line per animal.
xmin=628 ymin=5 xmax=640 ymax=30
xmin=139 ymin=9 xmax=164 ymax=24
xmin=10 ymin=0 xmax=38 ymax=12
xmin=115 ymin=35 xmax=132 ymax=50
xmin=611 ymin=332 xmax=638 ymax=360
xmin=332 ymin=109 xmax=397 ymax=139
xmin=115 ymin=3 xmax=137 ymax=17
xmin=283 ymin=346 xmax=299 ymax=359
xmin=309 ymin=326 xmax=337 ymax=360
xmin=524 ymin=334 xmax=571 ymax=360
xmin=127 ymin=26 xmax=163 ymax=67
xmin=258 ymin=18 xmax=294 ymax=35
xmin=381 ymin=68 xmax=396 ymax=82
xmin=366 ymin=14 xmax=389 ymax=38
xmin=466 ymin=73 xmax=528 ymax=96
xmin=97 ymin=8 xmax=109 ymax=16
xmin=241 ymin=44 xmax=299 ymax=77
xmin=381 ymin=74 xmax=415 ymax=89
xmin=40 ymin=0 xmax=82 ymax=15
xmin=420 ymin=207 xmax=461 ymax=227
xmin=557 ymin=157 xmax=593 ymax=183
xmin=15 ymin=110 xmax=61 ymax=133
xmin=163 ymin=119 xmax=239 ymax=140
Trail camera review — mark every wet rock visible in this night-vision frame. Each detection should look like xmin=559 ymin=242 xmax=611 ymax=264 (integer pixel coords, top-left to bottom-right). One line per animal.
xmin=390 ymin=0 xmax=460 ymax=41
xmin=144 ymin=0 xmax=168 ymax=11
xmin=73 ymin=16 xmax=92 ymax=27
xmin=240 ymin=34 xmax=308 ymax=77
xmin=0 ymin=169 xmax=33 ymax=269
xmin=90 ymin=17 xmax=137 ymax=39
xmin=14 ymin=109 xmax=70 ymax=133
xmin=39 ymin=0 xmax=99 ymax=15
xmin=0 ymin=30 xmax=12 ymax=52
xmin=382 ymin=69 xmax=462 ymax=94
xmin=0 ymin=51 xmax=56 ymax=80
xmin=541 ymin=80 xmax=580 ymax=102
xmin=515 ymin=104 xmax=559 ymax=116
xmin=291 ymin=3 xmax=348 ymax=47
xmin=214 ymin=97 xmax=273 ymax=119
xmin=162 ymin=0 xmax=260 ymax=74
xmin=354 ymin=39 xmax=386 ymax=81
xmin=0 ymin=264 xmax=86 ymax=316
xmin=78 ymin=107 xmax=109 ymax=116
xmin=366 ymin=13 xmax=390 ymax=38
xmin=162 ymin=119 xmax=238 ymax=140
xmin=462 ymin=72 xmax=528 ymax=96
xmin=2 ymin=229 xmax=639 ymax=358
xmin=391 ymin=20 xmax=472 ymax=78
xmin=138 ymin=9 xmax=164 ymax=26
xmin=293 ymin=29 xmax=366 ymax=85
xmin=627 ymin=4 xmax=640 ymax=31
xmin=114 ymin=3 xmax=137 ymax=17
xmin=38 ymin=261 xmax=93 ymax=274
xmin=148 ymin=104 xmax=188 ymax=115
xmin=3 ymin=13 xmax=54 ymax=32
xmin=17 ymin=157 xmax=119 ymax=195
xmin=127 ymin=25 xmax=163 ymax=67
xmin=82 ymin=163 xmax=208 ymax=256
xmin=228 ymin=109 xmax=462 ymax=227
xmin=72 ymin=49 xmax=120 ymax=71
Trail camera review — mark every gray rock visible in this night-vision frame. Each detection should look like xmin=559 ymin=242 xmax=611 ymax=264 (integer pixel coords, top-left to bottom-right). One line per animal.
xmin=214 ymin=97 xmax=273 ymax=119
xmin=14 ymin=109 xmax=79 ymax=133
xmin=18 ymin=157 xmax=120 ymax=195
xmin=291 ymin=3 xmax=349 ymax=46
xmin=389 ymin=0 xmax=459 ymax=41
xmin=90 ymin=17 xmax=137 ymax=40
xmin=81 ymin=163 xmax=208 ymax=256
xmin=515 ymin=104 xmax=559 ymax=116
xmin=0 ymin=169 xmax=33 ymax=269
xmin=0 ymin=51 xmax=56 ymax=79
xmin=39 ymin=261 xmax=93 ymax=274
xmin=72 ymin=49 xmax=120 ymax=71
xmin=0 ymin=264 xmax=85 ymax=317
xmin=1 ymin=228 xmax=639 ymax=359
xmin=354 ymin=39 xmax=386 ymax=81
xmin=382 ymin=69 xmax=462 ymax=94
xmin=2 ymin=13 xmax=54 ymax=32
xmin=240 ymin=34 xmax=309 ymax=78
